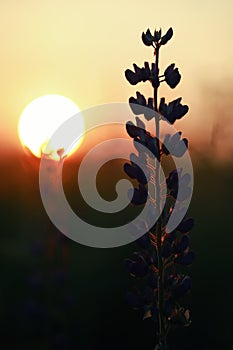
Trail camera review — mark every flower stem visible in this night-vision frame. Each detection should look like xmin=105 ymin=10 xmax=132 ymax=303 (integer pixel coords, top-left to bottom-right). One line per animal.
xmin=154 ymin=46 xmax=166 ymax=347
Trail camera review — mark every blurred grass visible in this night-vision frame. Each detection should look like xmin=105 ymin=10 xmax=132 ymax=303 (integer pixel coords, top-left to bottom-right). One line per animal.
xmin=0 ymin=152 xmax=233 ymax=349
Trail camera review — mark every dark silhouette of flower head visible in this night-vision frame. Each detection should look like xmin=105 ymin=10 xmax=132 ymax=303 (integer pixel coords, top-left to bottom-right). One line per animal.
xmin=126 ymin=120 xmax=160 ymax=160
xmin=166 ymin=169 xmax=192 ymax=201
xmin=129 ymin=183 xmax=148 ymax=205
xmin=160 ymin=28 xmax=173 ymax=45
xmin=129 ymin=92 xmax=155 ymax=120
xmin=159 ymin=97 xmax=189 ymax=124
xmin=125 ymin=62 xmax=151 ymax=85
xmin=124 ymin=161 xmax=148 ymax=185
xmin=164 ymin=64 xmax=181 ymax=88
xmin=142 ymin=29 xmax=157 ymax=46
xmin=142 ymin=27 xmax=173 ymax=47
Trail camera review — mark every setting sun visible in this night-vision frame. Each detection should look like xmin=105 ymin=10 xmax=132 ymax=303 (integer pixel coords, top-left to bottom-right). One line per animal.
xmin=18 ymin=94 xmax=84 ymax=160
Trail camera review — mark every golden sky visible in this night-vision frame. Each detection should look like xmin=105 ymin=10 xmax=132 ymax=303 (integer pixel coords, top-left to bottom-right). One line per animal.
xmin=0 ymin=0 xmax=233 ymax=156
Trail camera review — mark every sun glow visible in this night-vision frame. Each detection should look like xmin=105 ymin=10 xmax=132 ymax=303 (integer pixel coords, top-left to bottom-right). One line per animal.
xmin=18 ymin=94 xmax=84 ymax=160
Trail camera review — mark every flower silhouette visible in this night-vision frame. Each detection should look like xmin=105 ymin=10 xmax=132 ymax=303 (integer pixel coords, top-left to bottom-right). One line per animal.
xmin=124 ymin=26 xmax=194 ymax=350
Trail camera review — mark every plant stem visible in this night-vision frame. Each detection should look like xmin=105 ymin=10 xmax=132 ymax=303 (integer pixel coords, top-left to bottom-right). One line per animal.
xmin=154 ymin=47 xmax=159 ymax=115
xmin=154 ymin=46 xmax=166 ymax=347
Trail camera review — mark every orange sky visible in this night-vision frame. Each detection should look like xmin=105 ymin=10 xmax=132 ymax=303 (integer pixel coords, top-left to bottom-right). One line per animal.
xmin=0 ymin=0 xmax=233 ymax=158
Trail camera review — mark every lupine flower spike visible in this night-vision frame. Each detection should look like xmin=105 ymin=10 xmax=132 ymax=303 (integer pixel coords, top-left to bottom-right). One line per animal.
xmin=124 ymin=26 xmax=194 ymax=350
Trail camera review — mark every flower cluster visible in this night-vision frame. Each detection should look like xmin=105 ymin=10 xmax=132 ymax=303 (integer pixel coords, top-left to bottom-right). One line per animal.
xmin=125 ymin=62 xmax=181 ymax=90
xmin=124 ymin=26 xmax=194 ymax=349
xmin=141 ymin=28 xmax=173 ymax=47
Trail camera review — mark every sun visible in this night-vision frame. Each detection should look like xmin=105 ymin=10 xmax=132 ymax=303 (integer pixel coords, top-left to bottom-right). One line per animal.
xmin=18 ymin=94 xmax=84 ymax=160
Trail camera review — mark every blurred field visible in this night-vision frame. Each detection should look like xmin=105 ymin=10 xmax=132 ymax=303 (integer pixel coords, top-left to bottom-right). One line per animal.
xmin=0 ymin=150 xmax=233 ymax=350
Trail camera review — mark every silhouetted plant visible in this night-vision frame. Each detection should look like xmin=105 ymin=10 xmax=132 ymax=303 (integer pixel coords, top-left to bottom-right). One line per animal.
xmin=124 ymin=27 xmax=194 ymax=349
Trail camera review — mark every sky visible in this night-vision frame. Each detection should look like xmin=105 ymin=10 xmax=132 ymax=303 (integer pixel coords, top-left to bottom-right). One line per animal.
xmin=0 ymin=0 xmax=233 ymax=159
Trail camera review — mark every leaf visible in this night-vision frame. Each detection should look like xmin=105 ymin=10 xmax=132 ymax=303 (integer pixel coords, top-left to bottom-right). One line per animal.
xmin=124 ymin=163 xmax=137 ymax=179
xmin=164 ymin=63 xmax=175 ymax=76
xmin=129 ymin=93 xmax=154 ymax=121
xmin=175 ymin=251 xmax=195 ymax=266
xmin=124 ymin=254 xmax=149 ymax=277
xmin=126 ymin=121 xmax=144 ymax=138
xmin=154 ymin=28 xmax=161 ymax=42
xmin=164 ymin=65 xmax=181 ymax=89
xmin=142 ymin=31 xmax=153 ymax=46
xmin=160 ymin=27 xmax=173 ymax=45
xmin=129 ymin=184 xmax=148 ymax=205
xmin=173 ymin=275 xmax=192 ymax=297
xmin=177 ymin=218 xmax=194 ymax=233
xmin=174 ymin=235 xmax=190 ymax=253
xmin=124 ymin=162 xmax=148 ymax=185
xmin=159 ymin=97 xmax=167 ymax=115
xmin=146 ymin=136 xmax=160 ymax=158
xmin=145 ymin=28 xmax=154 ymax=41
xmin=159 ymin=97 xmax=189 ymax=124
xmin=136 ymin=91 xmax=146 ymax=105
xmin=125 ymin=69 xmax=138 ymax=85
